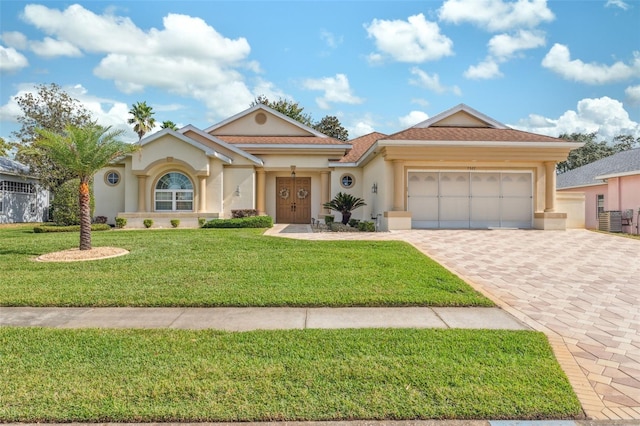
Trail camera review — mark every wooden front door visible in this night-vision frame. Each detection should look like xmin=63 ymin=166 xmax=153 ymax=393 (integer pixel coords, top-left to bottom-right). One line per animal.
xmin=276 ymin=177 xmax=311 ymax=224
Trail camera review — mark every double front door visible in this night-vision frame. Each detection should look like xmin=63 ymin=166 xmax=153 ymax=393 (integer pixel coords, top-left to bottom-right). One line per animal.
xmin=276 ymin=177 xmax=311 ymax=224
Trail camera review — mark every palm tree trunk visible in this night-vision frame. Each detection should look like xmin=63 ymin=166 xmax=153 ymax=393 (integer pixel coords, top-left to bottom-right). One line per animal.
xmin=79 ymin=179 xmax=92 ymax=250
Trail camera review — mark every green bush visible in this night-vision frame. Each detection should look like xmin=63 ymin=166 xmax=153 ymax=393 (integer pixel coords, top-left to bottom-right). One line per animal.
xmin=358 ymin=221 xmax=376 ymax=232
xmin=51 ymin=179 xmax=94 ymax=226
xmin=203 ymin=216 xmax=273 ymax=229
xmin=94 ymin=216 xmax=108 ymax=224
xmin=329 ymin=222 xmax=359 ymax=232
xmin=198 ymin=217 xmax=206 ymax=227
xmin=170 ymin=219 xmax=180 ymax=228
xmin=143 ymin=219 xmax=153 ymax=228
xmin=33 ymin=224 xmax=111 ymax=233
xmin=348 ymin=218 xmax=360 ymax=228
xmin=324 ymin=215 xmax=335 ymax=225
xmin=115 ymin=217 xmax=127 ymax=229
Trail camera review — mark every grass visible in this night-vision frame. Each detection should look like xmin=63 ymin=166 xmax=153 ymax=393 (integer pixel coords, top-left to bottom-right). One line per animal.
xmin=0 ymin=226 xmax=492 ymax=307
xmin=0 ymin=327 xmax=582 ymax=422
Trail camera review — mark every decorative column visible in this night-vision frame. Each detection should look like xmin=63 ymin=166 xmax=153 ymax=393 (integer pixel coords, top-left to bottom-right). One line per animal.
xmin=320 ymin=171 xmax=330 ymax=214
xmin=256 ymin=168 xmax=266 ymax=215
xmin=544 ymin=161 xmax=556 ymax=212
xmin=393 ymin=160 xmax=405 ymax=211
xmin=198 ymin=176 xmax=207 ymax=213
xmin=136 ymin=175 xmax=147 ymax=212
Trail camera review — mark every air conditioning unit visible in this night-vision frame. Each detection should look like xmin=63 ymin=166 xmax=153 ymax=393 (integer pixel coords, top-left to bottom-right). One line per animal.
xmin=599 ymin=211 xmax=622 ymax=232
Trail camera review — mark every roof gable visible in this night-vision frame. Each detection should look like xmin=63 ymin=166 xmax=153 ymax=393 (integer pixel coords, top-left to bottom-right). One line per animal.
xmin=557 ymin=148 xmax=640 ymax=189
xmin=205 ymin=104 xmax=326 ymax=138
xmin=414 ymin=104 xmax=507 ymax=129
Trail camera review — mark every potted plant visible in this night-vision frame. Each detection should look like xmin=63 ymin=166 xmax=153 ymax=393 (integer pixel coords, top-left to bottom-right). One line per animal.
xmin=323 ymin=192 xmax=366 ymax=225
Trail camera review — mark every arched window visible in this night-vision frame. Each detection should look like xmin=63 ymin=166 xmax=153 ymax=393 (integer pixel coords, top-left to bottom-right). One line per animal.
xmin=155 ymin=172 xmax=193 ymax=211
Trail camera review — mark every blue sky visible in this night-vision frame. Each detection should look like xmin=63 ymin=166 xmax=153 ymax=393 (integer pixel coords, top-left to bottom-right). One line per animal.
xmin=1 ymin=0 xmax=639 ymax=144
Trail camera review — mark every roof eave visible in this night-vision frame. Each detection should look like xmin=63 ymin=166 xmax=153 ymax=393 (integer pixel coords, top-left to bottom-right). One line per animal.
xmin=378 ymin=140 xmax=583 ymax=148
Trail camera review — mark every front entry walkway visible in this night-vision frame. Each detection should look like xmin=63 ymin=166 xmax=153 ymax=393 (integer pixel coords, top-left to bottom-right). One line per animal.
xmin=265 ymin=225 xmax=640 ymax=421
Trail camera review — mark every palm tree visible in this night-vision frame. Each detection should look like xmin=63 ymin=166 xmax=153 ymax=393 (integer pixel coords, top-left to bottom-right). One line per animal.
xmin=37 ymin=124 xmax=139 ymax=250
xmin=323 ymin=192 xmax=366 ymax=224
xmin=128 ymin=101 xmax=156 ymax=141
xmin=160 ymin=120 xmax=178 ymax=130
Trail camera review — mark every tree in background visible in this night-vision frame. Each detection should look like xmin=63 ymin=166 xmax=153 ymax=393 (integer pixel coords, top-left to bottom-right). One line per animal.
xmin=160 ymin=120 xmax=178 ymax=130
xmin=313 ymin=115 xmax=349 ymax=141
xmin=128 ymin=101 xmax=156 ymax=141
xmin=37 ymin=124 xmax=139 ymax=250
xmin=251 ymin=96 xmax=348 ymax=140
xmin=12 ymin=83 xmax=93 ymax=190
xmin=557 ymin=132 xmax=640 ymax=173
xmin=0 ymin=137 xmax=12 ymax=157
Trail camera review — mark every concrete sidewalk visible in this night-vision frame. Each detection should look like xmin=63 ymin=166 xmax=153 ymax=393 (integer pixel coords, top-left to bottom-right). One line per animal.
xmin=0 ymin=306 xmax=528 ymax=331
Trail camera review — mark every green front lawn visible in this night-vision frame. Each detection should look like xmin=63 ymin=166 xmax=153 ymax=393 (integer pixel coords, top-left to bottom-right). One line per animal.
xmin=0 ymin=327 xmax=582 ymax=422
xmin=0 ymin=226 xmax=492 ymax=307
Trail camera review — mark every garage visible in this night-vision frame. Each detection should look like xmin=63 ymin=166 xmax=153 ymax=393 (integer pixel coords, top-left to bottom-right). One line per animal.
xmin=408 ymin=171 xmax=533 ymax=229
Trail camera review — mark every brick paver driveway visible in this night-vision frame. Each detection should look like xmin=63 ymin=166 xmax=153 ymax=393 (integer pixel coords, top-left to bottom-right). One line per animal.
xmin=270 ymin=226 xmax=640 ymax=420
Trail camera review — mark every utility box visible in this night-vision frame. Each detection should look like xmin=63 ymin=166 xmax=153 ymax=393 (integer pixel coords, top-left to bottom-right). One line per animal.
xmin=599 ymin=211 xmax=622 ymax=232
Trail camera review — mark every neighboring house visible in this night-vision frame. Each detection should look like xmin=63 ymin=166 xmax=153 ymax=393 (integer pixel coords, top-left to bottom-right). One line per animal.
xmin=0 ymin=157 xmax=50 ymax=224
xmin=557 ymin=148 xmax=640 ymax=232
xmin=94 ymin=103 xmax=581 ymax=229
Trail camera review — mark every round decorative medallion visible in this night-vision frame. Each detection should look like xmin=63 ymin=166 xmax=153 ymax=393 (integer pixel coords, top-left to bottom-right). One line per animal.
xmin=297 ymin=188 xmax=309 ymax=199
xmin=279 ymin=187 xmax=290 ymax=199
xmin=255 ymin=112 xmax=267 ymax=125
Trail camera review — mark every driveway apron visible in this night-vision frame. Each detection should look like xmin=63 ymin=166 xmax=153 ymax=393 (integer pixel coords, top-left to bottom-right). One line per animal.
xmin=269 ymin=226 xmax=640 ymax=421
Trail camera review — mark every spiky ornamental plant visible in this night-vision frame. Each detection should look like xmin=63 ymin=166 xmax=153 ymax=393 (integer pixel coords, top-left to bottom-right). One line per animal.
xmin=37 ymin=123 xmax=139 ymax=250
xmin=323 ymin=192 xmax=366 ymax=225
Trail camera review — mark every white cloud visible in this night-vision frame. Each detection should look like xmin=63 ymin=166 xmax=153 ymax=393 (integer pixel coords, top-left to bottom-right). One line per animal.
xmin=512 ymin=97 xmax=640 ymax=140
xmin=302 ymin=74 xmax=364 ymax=109
xmin=0 ymin=45 xmax=29 ymax=72
xmin=30 ymin=37 xmax=82 ymax=57
xmin=438 ymin=0 xmax=555 ymax=32
xmin=542 ymin=44 xmax=640 ymax=84
xmin=464 ymin=58 xmax=503 ymax=80
xmin=1 ymin=31 xmax=28 ymax=49
xmin=18 ymin=4 xmax=261 ymax=120
xmin=320 ymin=30 xmax=343 ymax=49
xmin=399 ymin=111 xmax=429 ymax=128
xmin=488 ymin=30 xmax=546 ymax=60
xmin=348 ymin=119 xmax=376 ymax=139
xmin=410 ymin=67 xmax=462 ymax=95
xmin=606 ymin=0 xmax=629 ymax=10
xmin=625 ymin=85 xmax=640 ymax=105
xmin=364 ymin=13 xmax=453 ymax=63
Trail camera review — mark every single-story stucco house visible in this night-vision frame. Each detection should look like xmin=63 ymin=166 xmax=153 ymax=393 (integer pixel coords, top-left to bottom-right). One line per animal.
xmin=94 ymin=103 xmax=582 ymax=230
xmin=557 ymin=148 xmax=640 ymax=233
xmin=0 ymin=157 xmax=50 ymax=224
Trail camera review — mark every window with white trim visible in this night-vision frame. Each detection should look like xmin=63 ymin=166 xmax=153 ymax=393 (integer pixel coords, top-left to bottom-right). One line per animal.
xmin=0 ymin=180 xmax=35 ymax=194
xmin=596 ymin=194 xmax=605 ymax=219
xmin=105 ymin=170 xmax=120 ymax=186
xmin=340 ymin=173 xmax=355 ymax=189
xmin=155 ymin=172 xmax=193 ymax=211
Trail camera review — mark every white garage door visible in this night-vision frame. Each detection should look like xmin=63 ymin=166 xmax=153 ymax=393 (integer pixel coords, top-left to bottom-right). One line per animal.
xmin=408 ymin=171 xmax=532 ymax=229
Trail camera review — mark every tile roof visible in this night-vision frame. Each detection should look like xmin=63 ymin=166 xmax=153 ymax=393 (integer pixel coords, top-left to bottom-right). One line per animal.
xmin=216 ymin=136 xmax=348 ymax=145
xmin=385 ymin=127 xmax=566 ymax=143
xmin=339 ymin=132 xmax=387 ymax=163
xmin=0 ymin=157 xmax=30 ymax=176
xmin=557 ymin=148 xmax=640 ymax=189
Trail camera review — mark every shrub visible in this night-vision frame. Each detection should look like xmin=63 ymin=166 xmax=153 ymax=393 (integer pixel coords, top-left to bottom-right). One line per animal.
xmin=348 ymin=218 xmax=360 ymax=228
xmin=231 ymin=209 xmax=258 ymax=218
xmin=51 ymin=179 xmax=95 ymax=226
xmin=94 ymin=216 xmax=107 ymax=224
xmin=329 ymin=222 xmax=360 ymax=232
xmin=143 ymin=219 xmax=153 ymax=228
xmin=358 ymin=221 xmax=376 ymax=232
xmin=198 ymin=217 xmax=206 ymax=227
xmin=170 ymin=219 xmax=180 ymax=228
xmin=203 ymin=216 xmax=273 ymax=229
xmin=324 ymin=215 xmax=335 ymax=225
xmin=34 ymin=224 xmax=111 ymax=233
xmin=115 ymin=217 xmax=127 ymax=229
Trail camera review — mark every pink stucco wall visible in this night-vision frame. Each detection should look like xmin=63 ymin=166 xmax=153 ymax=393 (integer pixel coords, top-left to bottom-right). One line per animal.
xmin=560 ymin=174 xmax=640 ymax=231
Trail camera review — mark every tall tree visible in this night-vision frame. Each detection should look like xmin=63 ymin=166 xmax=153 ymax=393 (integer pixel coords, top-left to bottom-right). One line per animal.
xmin=37 ymin=124 xmax=139 ymax=250
xmin=0 ymin=137 xmax=12 ymax=157
xmin=557 ymin=132 xmax=640 ymax=173
xmin=313 ymin=115 xmax=349 ymax=141
xmin=128 ymin=101 xmax=156 ymax=140
xmin=160 ymin=120 xmax=178 ymax=130
xmin=251 ymin=96 xmax=313 ymax=127
xmin=12 ymin=83 xmax=93 ymax=190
